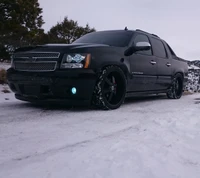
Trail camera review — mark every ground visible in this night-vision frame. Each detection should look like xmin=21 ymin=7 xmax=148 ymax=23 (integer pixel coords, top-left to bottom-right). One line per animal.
xmin=0 ymin=62 xmax=10 ymax=70
xmin=0 ymin=83 xmax=200 ymax=178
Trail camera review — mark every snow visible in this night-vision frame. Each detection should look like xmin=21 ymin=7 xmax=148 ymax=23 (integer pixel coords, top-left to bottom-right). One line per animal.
xmin=1 ymin=86 xmax=200 ymax=178
xmin=0 ymin=62 xmax=11 ymax=70
xmin=0 ymin=85 xmax=14 ymax=102
xmin=185 ymin=68 xmax=200 ymax=93
xmin=188 ymin=65 xmax=200 ymax=70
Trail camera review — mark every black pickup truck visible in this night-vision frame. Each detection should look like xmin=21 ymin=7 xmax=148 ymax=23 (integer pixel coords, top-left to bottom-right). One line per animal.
xmin=7 ymin=29 xmax=188 ymax=110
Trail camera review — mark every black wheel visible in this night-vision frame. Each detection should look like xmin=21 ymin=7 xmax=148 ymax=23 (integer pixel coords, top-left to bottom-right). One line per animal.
xmin=167 ymin=73 xmax=183 ymax=99
xmin=92 ymin=66 xmax=126 ymax=110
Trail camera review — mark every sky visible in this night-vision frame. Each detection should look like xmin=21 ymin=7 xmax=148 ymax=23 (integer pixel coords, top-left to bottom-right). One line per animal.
xmin=39 ymin=0 xmax=200 ymax=60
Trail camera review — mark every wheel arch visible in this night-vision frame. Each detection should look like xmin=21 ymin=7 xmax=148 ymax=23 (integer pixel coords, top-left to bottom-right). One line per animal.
xmin=174 ymin=72 xmax=184 ymax=79
xmin=98 ymin=62 xmax=130 ymax=79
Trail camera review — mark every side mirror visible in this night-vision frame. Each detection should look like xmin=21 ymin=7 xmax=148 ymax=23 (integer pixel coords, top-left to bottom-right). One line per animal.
xmin=124 ymin=42 xmax=151 ymax=56
xmin=135 ymin=42 xmax=151 ymax=51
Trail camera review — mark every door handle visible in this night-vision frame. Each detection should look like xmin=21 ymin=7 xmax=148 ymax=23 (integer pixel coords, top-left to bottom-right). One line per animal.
xmin=150 ymin=61 xmax=156 ymax=65
xmin=166 ymin=63 xmax=171 ymax=67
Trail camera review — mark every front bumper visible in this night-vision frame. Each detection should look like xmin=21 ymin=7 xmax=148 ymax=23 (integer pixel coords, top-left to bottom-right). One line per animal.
xmin=7 ymin=68 xmax=97 ymax=106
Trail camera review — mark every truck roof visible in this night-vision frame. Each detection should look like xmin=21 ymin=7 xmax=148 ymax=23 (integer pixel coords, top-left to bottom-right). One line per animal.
xmin=95 ymin=29 xmax=161 ymax=40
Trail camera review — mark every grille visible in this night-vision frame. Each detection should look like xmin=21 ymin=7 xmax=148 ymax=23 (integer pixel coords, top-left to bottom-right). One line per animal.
xmin=14 ymin=62 xmax=57 ymax=72
xmin=13 ymin=52 xmax=60 ymax=58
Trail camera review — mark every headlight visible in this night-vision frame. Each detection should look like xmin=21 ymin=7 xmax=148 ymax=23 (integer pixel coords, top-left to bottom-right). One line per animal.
xmin=61 ymin=53 xmax=91 ymax=69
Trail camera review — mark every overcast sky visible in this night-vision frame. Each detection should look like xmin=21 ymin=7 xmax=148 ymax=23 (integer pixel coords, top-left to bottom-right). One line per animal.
xmin=39 ymin=0 xmax=200 ymax=60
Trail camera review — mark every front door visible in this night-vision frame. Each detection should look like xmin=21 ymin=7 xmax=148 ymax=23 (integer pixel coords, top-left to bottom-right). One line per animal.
xmin=129 ymin=34 xmax=157 ymax=91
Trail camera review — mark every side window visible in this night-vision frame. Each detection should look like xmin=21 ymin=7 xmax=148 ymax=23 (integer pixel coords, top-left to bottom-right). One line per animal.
xmin=133 ymin=34 xmax=152 ymax=55
xmin=151 ymin=38 xmax=167 ymax=58
xmin=166 ymin=43 xmax=176 ymax=57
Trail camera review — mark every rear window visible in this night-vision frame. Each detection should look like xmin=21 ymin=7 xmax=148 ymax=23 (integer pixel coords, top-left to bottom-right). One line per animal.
xmin=151 ymin=38 xmax=167 ymax=58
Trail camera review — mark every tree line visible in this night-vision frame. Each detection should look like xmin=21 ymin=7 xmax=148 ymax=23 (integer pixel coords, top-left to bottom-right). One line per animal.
xmin=0 ymin=0 xmax=95 ymax=60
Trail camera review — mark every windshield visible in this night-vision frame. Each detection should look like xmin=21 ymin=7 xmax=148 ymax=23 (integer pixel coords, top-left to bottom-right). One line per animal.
xmin=73 ymin=31 xmax=134 ymax=47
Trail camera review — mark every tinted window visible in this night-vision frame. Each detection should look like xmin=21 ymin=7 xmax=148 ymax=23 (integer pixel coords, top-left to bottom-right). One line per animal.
xmin=133 ymin=34 xmax=152 ymax=55
xmin=73 ymin=31 xmax=133 ymax=47
xmin=151 ymin=38 xmax=167 ymax=58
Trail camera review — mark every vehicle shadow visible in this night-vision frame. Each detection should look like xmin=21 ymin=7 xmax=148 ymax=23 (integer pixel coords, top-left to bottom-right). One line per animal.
xmin=1 ymin=94 xmax=168 ymax=112
xmin=26 ymin=94 xmax=168 ymax=111
xmin=124 ymin=94 xmax=167 ymax=105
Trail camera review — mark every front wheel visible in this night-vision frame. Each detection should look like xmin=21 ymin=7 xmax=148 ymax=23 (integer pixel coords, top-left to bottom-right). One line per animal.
xmin=167 ymin=74 xmax=183 ymax=99
xmin=92 ymin=66 xmax=126 ymax=110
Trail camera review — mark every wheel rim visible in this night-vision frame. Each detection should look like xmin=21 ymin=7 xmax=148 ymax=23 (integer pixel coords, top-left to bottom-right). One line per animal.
xmin=102 ymin=72 xmax=125 ymax=105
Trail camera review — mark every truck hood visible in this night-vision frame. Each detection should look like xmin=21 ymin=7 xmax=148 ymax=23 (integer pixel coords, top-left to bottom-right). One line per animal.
xmin=15 ymin=43 xmax=110 ymax=53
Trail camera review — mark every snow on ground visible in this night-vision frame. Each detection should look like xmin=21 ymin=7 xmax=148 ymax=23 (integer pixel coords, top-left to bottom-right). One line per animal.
xmin=0 ymin=62 xmax=11 ymax=70
xmin=0 ymin=85 xmax=14 ymax=102
xmin=0 ymin=87 xmax=200 ymax=178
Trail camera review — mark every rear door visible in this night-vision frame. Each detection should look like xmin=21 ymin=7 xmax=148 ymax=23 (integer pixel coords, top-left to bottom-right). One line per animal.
xmin=150 ymin=37 xmax=172 ymax=90
xmin=129 ymin=33 xmax=157 ymax=91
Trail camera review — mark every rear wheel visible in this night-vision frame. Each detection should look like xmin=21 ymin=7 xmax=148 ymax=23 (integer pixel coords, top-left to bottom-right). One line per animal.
xmin=167 ymin=73 xmax=183 ymax=99
xmin=92 ymin=66 xmax=126 ymax=110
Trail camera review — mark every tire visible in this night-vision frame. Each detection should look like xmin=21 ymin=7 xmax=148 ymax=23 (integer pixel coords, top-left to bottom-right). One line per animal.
xmin=167 ymin=73 xmax=183 ymax=99
xmin=92 ymin=66 xmax=126 ymax=110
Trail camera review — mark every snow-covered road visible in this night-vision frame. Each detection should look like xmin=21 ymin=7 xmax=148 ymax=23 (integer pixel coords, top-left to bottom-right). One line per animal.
xmin=0 ymin=85 xmax=200 ymax=178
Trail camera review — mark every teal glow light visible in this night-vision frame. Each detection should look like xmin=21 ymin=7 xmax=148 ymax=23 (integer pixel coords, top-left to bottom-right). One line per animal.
xmin=71 ymin=87 xmax=77 ymax=94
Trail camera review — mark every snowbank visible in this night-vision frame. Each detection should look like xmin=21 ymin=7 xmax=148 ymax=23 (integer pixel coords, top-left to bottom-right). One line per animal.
xmin=185 ymin=69 xmax=200 ymax=93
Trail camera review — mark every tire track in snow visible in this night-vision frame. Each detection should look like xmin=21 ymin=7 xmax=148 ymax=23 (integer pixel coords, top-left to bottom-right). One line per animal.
xmin=0 ymin=125 xmax=140 ymax=168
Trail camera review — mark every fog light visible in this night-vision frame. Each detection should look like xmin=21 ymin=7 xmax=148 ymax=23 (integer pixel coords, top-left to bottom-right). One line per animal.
xmin=71 ymin=87 xmax=77 ymax=94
